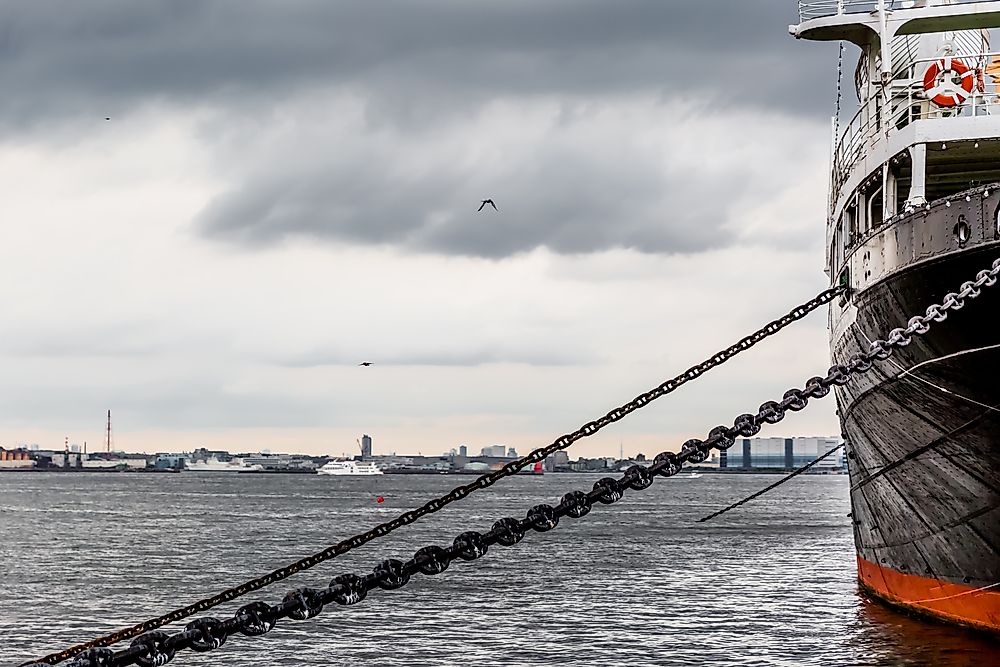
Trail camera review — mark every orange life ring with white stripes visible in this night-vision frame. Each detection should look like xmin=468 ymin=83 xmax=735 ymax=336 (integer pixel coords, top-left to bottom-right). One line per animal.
xmin=923 ymin=57 xmax=975 ymax=107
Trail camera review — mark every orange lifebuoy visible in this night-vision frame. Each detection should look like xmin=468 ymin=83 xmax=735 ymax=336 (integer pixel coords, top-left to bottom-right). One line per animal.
xmin=923 ymin=57 xmax=975 ymax=107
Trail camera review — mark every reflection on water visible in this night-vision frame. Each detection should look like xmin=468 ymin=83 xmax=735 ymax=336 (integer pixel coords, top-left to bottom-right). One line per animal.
xmin=0 ymin=472 xmax=995 ymax=666
xmin=849 ymin=597 xmax=998 ymax=666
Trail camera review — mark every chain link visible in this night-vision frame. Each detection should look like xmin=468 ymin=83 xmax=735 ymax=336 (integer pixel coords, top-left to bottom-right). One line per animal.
xmin=27 ymin=285 xmax=843 ymax=665
xmin=834 ymin=40 xmax=845 ymax=139
xmin=23 ymin=256 xmax=998 ymax=667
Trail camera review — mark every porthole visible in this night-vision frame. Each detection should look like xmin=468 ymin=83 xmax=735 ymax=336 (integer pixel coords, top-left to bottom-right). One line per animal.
xmin=954 ymin=215 xmax=970 ymax=246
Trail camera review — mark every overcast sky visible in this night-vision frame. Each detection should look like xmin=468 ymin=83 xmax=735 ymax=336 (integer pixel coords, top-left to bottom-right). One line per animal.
xmin=0 ymin=1 xmax=846 ymax=458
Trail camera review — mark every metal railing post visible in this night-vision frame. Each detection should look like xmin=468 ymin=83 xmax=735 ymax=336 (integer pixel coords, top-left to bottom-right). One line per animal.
xmin=908 ymin=62 xmax=914 ymax=125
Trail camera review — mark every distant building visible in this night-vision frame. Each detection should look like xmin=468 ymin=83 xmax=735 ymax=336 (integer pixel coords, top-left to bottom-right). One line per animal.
xmin=360 ymin=434 xmax=373 ymax=459
xmin=192 ymin=447 xmax=231 ymax=462
xmin=480 ymin=445 xmax=508 ymax=458
xmin=567 ymin=457 xmax=612 ymax=472
xmin=0 ymin=448 xmax=35 ymax=470
xmin=459 ymin=445 xmax=468 ymax=457
xmin=507 ymin=447 xmax=518 ymax=458
xmin=544 ymin=450 xmax=571 ymax=472
xmin=155 ymin=454 xmax=186 ymax=470
xmin=718 ymin=437 xmax=843 ymax=470
xmin=81 ymin=457 xmax=147 ymax=470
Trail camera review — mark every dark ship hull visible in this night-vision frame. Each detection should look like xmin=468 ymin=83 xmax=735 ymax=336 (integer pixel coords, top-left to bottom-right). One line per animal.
xmin=832 ymin=187 xmax=1000 ymax=631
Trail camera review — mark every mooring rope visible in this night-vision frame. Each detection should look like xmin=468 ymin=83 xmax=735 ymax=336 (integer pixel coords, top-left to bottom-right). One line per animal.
xmin=27 ymin=286 xmax=845 ymax=665
xmin=23 ymin=257 xmax=1000 ymax=667
xmin=908 ymin=580 xmax=1000 ymax=604
xmin=697 ymin=443 xmax=845 ymax=522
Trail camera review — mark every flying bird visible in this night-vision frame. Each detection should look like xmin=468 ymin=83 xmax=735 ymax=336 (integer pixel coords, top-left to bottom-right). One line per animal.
xmin=359 ymin=361 xmax=373 ymax=367
xmin=478 ymin=199 xmax=498 ymax=212
xmin=105 ymin=117 xmax=111 ymax=121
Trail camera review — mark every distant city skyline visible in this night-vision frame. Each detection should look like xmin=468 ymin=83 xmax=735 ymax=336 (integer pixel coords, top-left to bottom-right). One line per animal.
xmin=1 ymin=2 xmax=841 ymax=459
xmin=7 ymin=433 xmax=843 ymax=467
xmin=6 ymin=424 xmax=841 ymax=460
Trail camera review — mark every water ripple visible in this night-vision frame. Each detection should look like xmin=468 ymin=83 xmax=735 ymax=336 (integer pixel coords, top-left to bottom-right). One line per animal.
xmin=0 ymin=473 xmax=996 ymax=666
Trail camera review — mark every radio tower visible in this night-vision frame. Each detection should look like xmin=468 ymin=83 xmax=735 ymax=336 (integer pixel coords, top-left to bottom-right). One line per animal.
xmin=105 ymin=410 xmax=113 ymax=453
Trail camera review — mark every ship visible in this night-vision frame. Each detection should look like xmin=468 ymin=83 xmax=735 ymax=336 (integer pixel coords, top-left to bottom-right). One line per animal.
xmin=0 ymin=448 xmax=35 ymax=471
xmin=184 ymin=456 xmax=263 ymax=472
xmin=791 ymin=1 xmax=1000 ymax=632
xmin=316 ymin=459 xmax=384 ymax=476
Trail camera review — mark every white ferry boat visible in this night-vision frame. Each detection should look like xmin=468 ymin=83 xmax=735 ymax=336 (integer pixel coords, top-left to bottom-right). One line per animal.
xmin=185 ymin=456 xmax=263 ymax=472
xmin=316 ymin=460 xmax=383 ymax=476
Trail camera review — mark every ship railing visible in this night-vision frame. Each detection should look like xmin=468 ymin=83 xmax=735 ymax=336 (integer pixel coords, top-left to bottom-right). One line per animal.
xmin=829 ymin=49 xmax=1000 ymax=213
xmin=798 ymin=0 xmax=983 ymax=22
xmin=831 ymin=105 xmax=880 ymax=202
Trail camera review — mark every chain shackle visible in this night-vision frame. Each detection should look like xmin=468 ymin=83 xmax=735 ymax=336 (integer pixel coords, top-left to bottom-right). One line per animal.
xmin=624 ymin=464 xmax=654 ymax=490
xmin=63 ymin=649 xmax=115 ymax=667
xmin=651 ymin=452 xmax=682 ymax=476
xmin=330 ymin=574 xmax=368 ymax=606
xmin=183 ymin=618 xmax=226 ymax=653
xmin=129 ymin=632 xmax=175 ymax=667
xmin=526 ymin=504 xmax=559 ymax=532
xmin=234 ymin=602 xmax=275 ymax=637
xmin=373 ymin=559 xmax=410 ymax=590
xmin=283 ymin=588 xmax=324 ymax=621
xmin=414 ymin=546 xmax=451 ymax=575
xmin=453 ymin=531 xmax=489 ymax=561
xmin=490 ymin=517 xmax=525 ymax=546
xmin=561 ymin=491 xmax=593 ymax=519
xmin=592 ymin=477 xmax=624 ymax=504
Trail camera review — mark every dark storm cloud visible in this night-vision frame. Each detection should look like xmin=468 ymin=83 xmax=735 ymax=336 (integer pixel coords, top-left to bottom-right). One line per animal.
xmin=2 ymin=1 xmax=837 ymax=258
xmin=195 ymin=120 xmax=762 ymax=257
xmin=0 ymin=1 xmax=840 ymax=133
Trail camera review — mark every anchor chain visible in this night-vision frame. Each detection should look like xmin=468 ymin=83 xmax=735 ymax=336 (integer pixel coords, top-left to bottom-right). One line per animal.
xmin=834 ymin=40 xmax=844 ymax=139
xmin=28 ymin=285 xmax=845 ymax=665
xmin=22 ymin=257 xmax=1000 ymax=667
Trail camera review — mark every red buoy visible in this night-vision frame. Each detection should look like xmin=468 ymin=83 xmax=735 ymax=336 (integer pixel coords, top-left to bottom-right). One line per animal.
xmin=376 ymin=496 xmax=385 ymax=503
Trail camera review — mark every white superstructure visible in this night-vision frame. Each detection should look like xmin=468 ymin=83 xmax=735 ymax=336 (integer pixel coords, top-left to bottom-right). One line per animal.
xmin=185 ymin=457 xmax=263 ymax=472
xmin=792 ymin=0 xmax=1000 ymax=289
xmin=316 ymin=460 xmax=383 ymax=476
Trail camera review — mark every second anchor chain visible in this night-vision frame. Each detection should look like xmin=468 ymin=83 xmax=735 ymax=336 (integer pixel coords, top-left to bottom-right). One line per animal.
xmin=32 ymin=285 xmax=845 ymax=664
xmin=28 ymin=258 xmax=1000 ymax=667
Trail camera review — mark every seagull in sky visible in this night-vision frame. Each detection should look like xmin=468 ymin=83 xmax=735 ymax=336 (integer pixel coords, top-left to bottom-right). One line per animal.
xmin=478 ymin=199 xmax=498 ymax=212
xmin=105 ymin=117 xmax=111 ymax=121
xmin=359 ymin=361 xmax=374 ymax=367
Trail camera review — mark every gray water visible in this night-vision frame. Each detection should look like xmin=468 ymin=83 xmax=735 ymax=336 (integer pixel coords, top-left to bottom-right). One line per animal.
xmin=0 ymin=472 xmax=996 ymax=666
